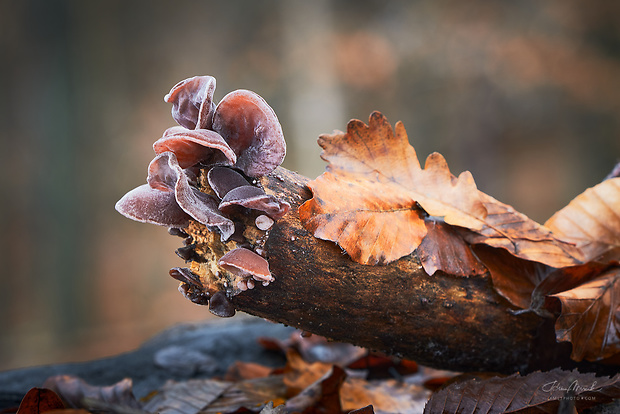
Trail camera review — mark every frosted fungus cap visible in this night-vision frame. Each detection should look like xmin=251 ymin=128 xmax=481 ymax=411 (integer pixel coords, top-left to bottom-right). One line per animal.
xmin=207 ymin=166 xmax=251 ymax=199
xmin=115 ymin=183 xmax=191 ymax=228
xmin=115 ymin=152 xmax=191 ymax=228
xmin=117 ymin=75 xmax=290 ymax=314
xmin=153 ymin=126 xmax=236 ymax=170
xmin=212 ymin=90 xmax=286 ymax=177
xmin=219 ymin=185 xmax=290 ymax=220
xmin=164 ymin=75 xmax=216 ymax=130
xmin=117 ymin=152 xmax=235 ymax=240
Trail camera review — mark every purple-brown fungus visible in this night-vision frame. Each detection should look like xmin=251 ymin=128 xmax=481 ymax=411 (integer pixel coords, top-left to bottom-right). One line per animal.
xmin=169 ymin=267 xmax=202 ymax=288
xmin=117 ymin=75 xmax=291 ymax=312
xmin=115 ymin=183 xmax=191 ymax=228
xmin=207 ymin=166 xmax=251 ymax=199
xmin=117 ymin=152 xmax=234 ymax=240
xmin=255 ymin=215 xmax=275 ymax=231
xmin=153 ymin=126 xmax=236 ymax=170
xmin=218 ymin=247 xmax=274 ymax=291
xmin=208 ymin=291 xmax=236 ymax=317
xmin=164 ymin=75 xmax=216 ymax=130
xmin=161 ymin=77 xmax=286 ymax=177
xmin=212 ymin=90 xmax=286 ymax=177
xmin=219 ymin=185 xmax=290 ymax=220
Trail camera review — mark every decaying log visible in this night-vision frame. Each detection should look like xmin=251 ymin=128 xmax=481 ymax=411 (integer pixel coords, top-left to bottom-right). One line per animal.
xmin=181 ymin=167 xmax=597 ymax=374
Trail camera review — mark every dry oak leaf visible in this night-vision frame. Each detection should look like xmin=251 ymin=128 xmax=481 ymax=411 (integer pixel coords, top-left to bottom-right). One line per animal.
xmin=299 ymin=111 xmax=487 ymax=265
xmin=548 ymin=266 xmax=620 ymax=362
xmin=300 ymin=111 xmax=581 ymax=268
xmin=545 ymin=177 xmax=620 ymax=263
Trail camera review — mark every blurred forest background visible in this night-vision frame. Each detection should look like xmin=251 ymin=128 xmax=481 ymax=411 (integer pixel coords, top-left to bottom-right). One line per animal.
xmin=1 ymin=0 xmax=619 ymax=371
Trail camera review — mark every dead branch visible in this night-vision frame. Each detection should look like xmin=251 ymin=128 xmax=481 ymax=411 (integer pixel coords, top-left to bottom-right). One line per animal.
xmin=182 ymin=167 xmax=603 ymax=374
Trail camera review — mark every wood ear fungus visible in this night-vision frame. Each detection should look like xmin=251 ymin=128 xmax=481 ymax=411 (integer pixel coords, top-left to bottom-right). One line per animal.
xmin=212 ymin=90 xmax=286 ymax=177
xmin=153 ymin=126 xmax=236 ymax=170
xmin=117 ymin=75 xmax=291 ymax=311
xmin=208 ymin=291 xmax=236 ymax=317
xmin=164 ymin=75 xmax=216 ymax=130
xmin=218 ymin=247 xmax=274 ymax=290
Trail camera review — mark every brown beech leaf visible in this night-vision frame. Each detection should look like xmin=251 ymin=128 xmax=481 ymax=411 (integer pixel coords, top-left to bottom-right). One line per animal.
xmin=463 ymin=192 xmax=583 ymax=268
xmin=16 ymin=388 xmax=65 ymax=414
xmin=418 ymin=220 xmax=487 ymax=277
xmin=299 ymin=111 xmax=486 ymax=265
xmin=224 ymin=361 xmax=275 ymax=382
xmin=530 ymin=261 xmax=613 ymax=314
xmin=258 ymin=332 xmax=367 ymax=368
xmin=547 ymin=267 xmax=620 ymax=361
xmin=424 ymin=368 xmax=620 ymax=414
xmin=284 ymin=365 xmax=346 ymax=414
xmin=472 ymin=244 xmax=552 ymax=309
xmin=546 ymin=177 xmax=620 ymax=263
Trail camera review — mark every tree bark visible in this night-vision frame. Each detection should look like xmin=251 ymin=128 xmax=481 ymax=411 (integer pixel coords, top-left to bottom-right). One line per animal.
xmin=182 ymin=167 xmax=602 ymax=374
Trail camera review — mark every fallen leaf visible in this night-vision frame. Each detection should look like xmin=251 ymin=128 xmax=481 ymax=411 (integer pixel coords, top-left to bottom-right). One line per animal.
xmin=347 ymin=405 xmax=375 ymax=414
xmin=257 ymin=401 xmax=288 ymax=414
xmin=202 ymin=376 xmax=287 ymax=414
xmin=341 ymin=379 xmax=429 ymax=414
xmin=299 ymin=111 xmax=486 ymax=265
xmin=424 ymin=368 xmax=620 ymax=414
xmin=284 ymin=365 xmax=346 ymax=414
xmin=472 ymin=244 xmax=552 ymax=309
xmin=463 ymin=192 xmax=582 ymax=268
xmin=141 ymin=379 xmax=230 ymax=414
xmin=42 ymin=376 xmax=141 ymax=410
xmin=16 ymin=388 xmax=65 ymax=414
xmin=283 ymin=350 xmax=333 ymax=397
xmin=300 ymin=112 xmax=581 ymax=268
xmin=225 ymin=361 xmax=275 ymax=381
xmin=258 ymin=332 xmax=367 ymax=367
xmin=530 ymin=261 xmax=613 ymax=314
xmin=546 ymin=177 xmax=620 ymax=263
xmin=418 ymin=219 xmax=487 ymax=277
xmin=548 ymin=267 xmax=620 ymax=361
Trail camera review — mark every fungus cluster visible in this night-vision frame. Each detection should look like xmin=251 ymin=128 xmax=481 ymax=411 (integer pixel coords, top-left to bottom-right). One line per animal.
xmin=115 ymin=75 xmax=289 ymax=316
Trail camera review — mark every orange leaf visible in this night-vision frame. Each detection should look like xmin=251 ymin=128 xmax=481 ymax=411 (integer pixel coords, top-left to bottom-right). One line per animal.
xmin=548 ymin=267 xmax=620 ymax=361
xmin=301 ymin=112 xmax=581 ymax=268
xmin=546 ymin=177 xmax=620 ymax=263
xmin=299 ymin=112 xmax=486 ymax=265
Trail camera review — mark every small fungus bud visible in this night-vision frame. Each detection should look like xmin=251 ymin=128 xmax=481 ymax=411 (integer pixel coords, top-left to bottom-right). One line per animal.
xmin=169 ymin=267 xmax=202 ymax=288
xmin=208 ymin=291 xmax=236 ymax=317
xmin=218 ymin=247 xmax=274 ymax=283
xmin=255 ymin=215 xmax=274 ymax=231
